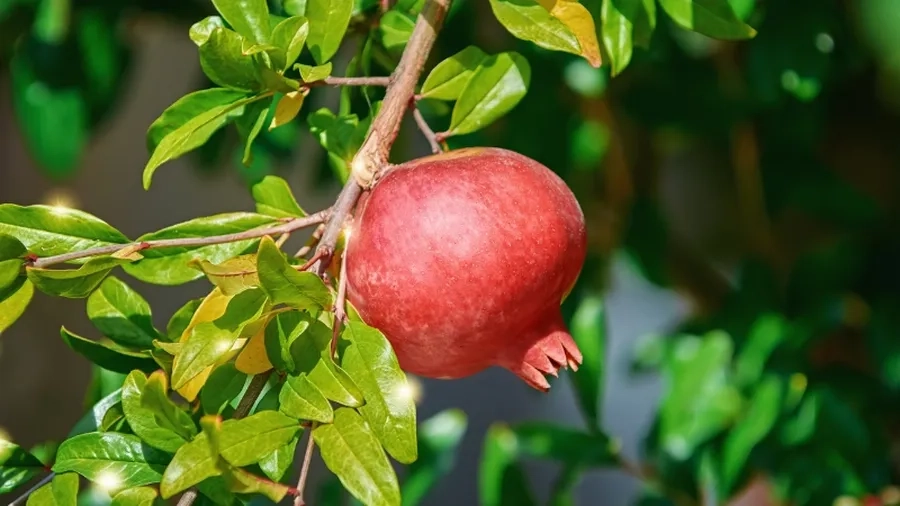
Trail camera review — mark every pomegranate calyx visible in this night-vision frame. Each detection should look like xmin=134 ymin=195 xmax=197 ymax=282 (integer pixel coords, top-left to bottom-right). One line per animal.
xmin=497 ymin=311 xmax=583 ymax=392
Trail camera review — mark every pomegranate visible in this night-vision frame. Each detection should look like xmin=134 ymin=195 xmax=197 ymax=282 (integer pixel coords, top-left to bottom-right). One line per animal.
xmin=344 ymin=147 xmax=587 ymax=391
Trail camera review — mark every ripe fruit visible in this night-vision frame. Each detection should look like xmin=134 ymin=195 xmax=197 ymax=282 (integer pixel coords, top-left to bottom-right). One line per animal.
xmin=344 ymin=147 xmax=587 ymax=391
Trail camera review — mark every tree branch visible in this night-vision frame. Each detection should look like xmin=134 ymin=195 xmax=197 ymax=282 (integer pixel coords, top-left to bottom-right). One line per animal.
xmin=293 ymin=427 xmax=318 ymax=506
xmin=311 ymin=0 xmax=453 ymax=276
xmin=410 ymin=101 xmax=442 ymax=154
xmin=29 ymin=209 xmax=331 ymax=269
xmin=7 ymin=473 xmax=54 ymax=506
xmin=318 ymin=76 xmax=391 ymax=87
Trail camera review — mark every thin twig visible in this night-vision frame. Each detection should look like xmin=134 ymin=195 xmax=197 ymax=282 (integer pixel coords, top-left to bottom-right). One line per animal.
xmin=311 ymin=0 xmax=453 ymax=276
xmin=177 ymin=372 xmax=272 ymax=506
xmin=176 ymin=489 xmax=199 ymax=506
xmin=330 ymin=234 xmax=351 ymax=357
xmin=7 ymin=473 xmax=54 ymax=506
xmin=295 ymin=248 xmax=328 ymax=272
xmin=308 ymin=76 xmax=391 ymax=88
xmin=295 ymin=223 xmax=325 ymax=258
xmin=411 ymin=102 xmax=442 ymax=154
xmin=293 ymin=427 xmax=318 ymax=506
xmin=29 ymin=209 xmax=331 ymax=269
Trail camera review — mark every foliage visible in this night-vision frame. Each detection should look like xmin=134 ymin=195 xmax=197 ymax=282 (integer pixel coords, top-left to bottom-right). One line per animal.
xmin=4 ymin=0 xmax=900 ymax=505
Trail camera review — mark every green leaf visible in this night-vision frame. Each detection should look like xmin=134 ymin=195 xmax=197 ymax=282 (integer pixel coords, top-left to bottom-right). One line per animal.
xmin=235 ymin=99 xmax=272 ymax=166
xmin=60 ymin=327 xmax=159 ymax=374
xmin=122 ymin=371 xmax=198 ymax=453
xmin=111 ymin=486 xmax=163 ymax=506
xmin=0 ymin=278 xmax=34 ymax=334
xmin=271 ymin=16 xmax=310 ymax=71
xmin=601 ymin=0 xmax=637 ymax=75
xmin=401 ymin=410 xmax=468 ymax=506
xmin=26 ymin=472 xmax=78 ymax=506
xmin=314 ymin=408 xmax=401 ymax=506
xmin=259 ymin=436 xmax=299 ymax=482
xmin=167 ymin=299 xmax=203 ymax=341
xmin=212 ymin=0 xmax=271 ymax=43
xmin=296 ymin=62 xmax=333 ymax=82
xmin=143 ymin=93 xmax=263 ymax=189
xmin=0 ymin=234 xmax=27 ymax=260
xmin=199 ymin=28 xmax=262 ymax=91
xmin=160 ymin=433 xmax=220 ymax=498
xmin=123 ymin=213 xmax=278 ymax=285
xmin=734 ymin=313 xmax=786 ymax=387
xmin=69 ymin=389 xmax=123 ymax=438
xmin=657 ymin=0 xmax=756 ymax=39
xmin=87 ymin=276 xmax=159 ymax=348
xmin=305 ymin=0 xmax=354 ymax=64
xmin=341 ymin=321 xmax=417 ymax=464
xmin=171 ymin=288 xmax=267 ymax=389
xmin=721 ymin=375 xmax=783 ymax=493
xmin=191 ymin=255 xmax=261 ymax=296
xmin=289 ymin=317 xmax=364 ymax=406
xmin=567 ymin=294 xmax=605 ymax=429
xmin=0 ymin=440 xmax=45 ymax=494
xmin=0 ymin=264 xmax=22 ymax=295
xmin=307 ymin=108 xmax=367 ymax=163
xmin=421 ymin=46 xmax=488 ymax=100
xmin=216 ymin=411 xmax=301 ymax=466
xmin=633 ymin=0 xmax=656 ymax=47
xmin=27 ymin=257 xmax=127 ymax=298
xmin=11 ymin=48 xmax=87 ymax=178
xmin=189 ymin=16 xmax=226 ymax=45
xmin=0 ymin=204 xmax=128 ymax=258
xmin=265 ymin=309 xmax=313 ymax=372
xmin=479 ymin=424 xmax=537 ymax=506
xmin=660 ymin=331 xmax=742 ymax=460
xmin=448 ymin=52 xmax=530 ymax=136
xmin=53 ymin=432 xmax=171 ymax=488
xmin=780 ymin=390 xmax=818 ymax=446
xmin=256 ymin=64 xmax=301 ymax=93
xmin=512 ymin=423 xmax=619 ymax=467
xmin=379 ymin=11 xmax=415 ymax=53
xmin=201 ymin=363 xmax=249 ymax=415
xmin=0 ymin=245 xmax=24 ymax=293
xmin=197 ymin=475 xmax=237 ymax=505
xmin=279 ymin=373 xmax=334 ymax=422
xmin=257 ymin=236 xmax=332 ymax=309
xmin=146 ymin=88 xmax=249 ymax=154
xmin=488 ymin=0 xmax=580 ymax=57
xmin=100 ymin=404 xmax=127 ymax=432
xmin=251 ymin=175 xmax=306 ymax=218
xmin=223 ymin=467 xmax=291 ymax=502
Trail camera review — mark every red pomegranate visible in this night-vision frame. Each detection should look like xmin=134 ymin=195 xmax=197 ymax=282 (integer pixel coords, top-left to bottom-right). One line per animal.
xmin=344 ymin=147 xmax=587 ymax=391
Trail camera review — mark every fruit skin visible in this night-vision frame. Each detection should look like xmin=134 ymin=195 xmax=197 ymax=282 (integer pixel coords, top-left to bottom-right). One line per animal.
xmin=344 ymin=147 xmax=587 ymax=391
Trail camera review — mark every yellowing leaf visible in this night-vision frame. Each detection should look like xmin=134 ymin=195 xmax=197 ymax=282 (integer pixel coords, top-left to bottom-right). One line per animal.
xmin=111 ymin=244 xmax=145 ymax=261
xmin=179 ymin=288 xmax=232 ymax=342
xmin=174 ymin=288 xmax=233 ymax=400
xmin=235 ymin=315 xmax=274 ymax=374
xmin=270 ymin=91 xmax=306 ymax=130
xmin=190 ymin=255 xmax=260 ymax=295
xmin=177 ymin=370 xmax=210 ymax=402
xmin=538 ymin=0 xmax=602 ymax=67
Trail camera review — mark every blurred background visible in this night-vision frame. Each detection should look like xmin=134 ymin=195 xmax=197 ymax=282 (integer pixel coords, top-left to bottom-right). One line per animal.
xmin=3 ymin=0 xmax=900 ymax=505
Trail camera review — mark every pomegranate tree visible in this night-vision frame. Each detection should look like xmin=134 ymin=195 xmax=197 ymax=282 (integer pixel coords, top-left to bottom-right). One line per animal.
xmin=345 ymin=147 xmax=587 ymax=390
